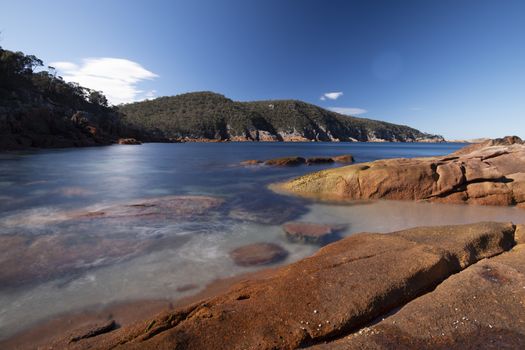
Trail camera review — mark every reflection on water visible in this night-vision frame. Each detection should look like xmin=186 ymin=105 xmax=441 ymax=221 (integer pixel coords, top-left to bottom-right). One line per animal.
xmin=0 ymin=142 xmax=523 ymax=339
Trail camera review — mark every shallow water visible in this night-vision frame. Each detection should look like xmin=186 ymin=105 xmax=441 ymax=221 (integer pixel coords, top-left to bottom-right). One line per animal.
xmin=0 ymin=142 xmax=524 ymax=339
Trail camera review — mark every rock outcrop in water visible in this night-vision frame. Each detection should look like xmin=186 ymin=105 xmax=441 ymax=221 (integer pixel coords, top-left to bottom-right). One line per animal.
xmin=272 ymin=136 xmax=525 ymax=208
xmin=241 ymin=154 xmax=355 ymax=167
xmin=37 ymin=222 xmax=525 ymax=349
xmin=229 ymin=243 xmax=288 ymax=267
xmin=282 ymin=222 xmax=345 ymax=244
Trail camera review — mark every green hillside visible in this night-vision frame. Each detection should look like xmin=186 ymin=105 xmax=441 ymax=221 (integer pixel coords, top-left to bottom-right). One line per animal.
xmin=120 ymin=92 xmax=443 ymax=142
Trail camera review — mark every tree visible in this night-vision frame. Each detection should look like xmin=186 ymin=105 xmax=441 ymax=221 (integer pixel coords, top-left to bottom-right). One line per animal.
xmin=88 ymin=90 xmax=109 ymax=107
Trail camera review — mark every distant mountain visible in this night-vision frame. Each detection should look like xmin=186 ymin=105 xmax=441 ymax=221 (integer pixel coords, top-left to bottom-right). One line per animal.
xmin=0 ymin=47 xmax=146 ymax=150
xmin=120 ymin=92 xmax=444 ymax=143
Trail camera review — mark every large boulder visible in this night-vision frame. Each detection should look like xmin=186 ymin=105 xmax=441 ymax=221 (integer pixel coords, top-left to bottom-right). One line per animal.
xmin=313 ymin=245 xmax=525 ymax=349
xmin=49 ymin=222 xmax=518 ymax=349
xmin=272 ymin=136 xmax=525 ymax=208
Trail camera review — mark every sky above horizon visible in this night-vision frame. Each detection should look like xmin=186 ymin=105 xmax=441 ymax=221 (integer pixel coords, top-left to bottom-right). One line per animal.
xmin=1 ymin=0 xmax=524 ymax=140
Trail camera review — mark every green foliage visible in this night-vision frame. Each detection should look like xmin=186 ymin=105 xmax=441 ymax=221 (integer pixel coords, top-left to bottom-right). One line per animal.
xmin=0 ymin=46 xmax=143 ymax=150
xmin=0 ymin=46 xmax=109 ymax=111
xmin=120 ymin=92 xmax=443 ymax=142
xmin=88 ymin=90 xmax=109 ymax=107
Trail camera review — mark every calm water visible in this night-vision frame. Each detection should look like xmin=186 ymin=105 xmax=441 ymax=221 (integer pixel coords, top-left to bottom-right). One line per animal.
xmin=1 ymin=142 xmax=524 ymax=339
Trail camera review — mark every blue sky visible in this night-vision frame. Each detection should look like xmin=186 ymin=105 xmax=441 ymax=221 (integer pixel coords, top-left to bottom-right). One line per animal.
xmin=1 ymin=0 xmax=524 ymax=140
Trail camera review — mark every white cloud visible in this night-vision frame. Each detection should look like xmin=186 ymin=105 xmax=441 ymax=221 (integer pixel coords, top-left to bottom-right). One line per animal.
xmin=321 ymin=91 xmax=343 ymax=100
xmin=142 ymin=90 xmax=157 ymax=101
xmin=50 ymin=58 xmax=158 ymax=105
xmin=328 ymin=107 xmax=367 ymax=116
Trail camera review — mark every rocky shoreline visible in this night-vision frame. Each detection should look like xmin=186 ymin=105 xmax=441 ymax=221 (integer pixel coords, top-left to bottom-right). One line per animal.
xmin=3 ymin=137 xmax=525 ymax=349
xmin=12 ymin=222 xmax=524 ymax=349
xmin=271 ymin=136 xmax=525 ymax=208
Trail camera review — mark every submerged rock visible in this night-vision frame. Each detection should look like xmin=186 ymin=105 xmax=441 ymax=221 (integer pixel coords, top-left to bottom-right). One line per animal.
xmin=229 ymin=242 xmax=288 ymax=267
xmin=69 ymin=195 xmax=224 ymax=222
xmin=227 ymin=193 xmax=308 ymax=225
xmin=272 ymin=136 xmax=525 ymax=208
xmin=53 ymin=222 xmax=519 ymax=349
xmin=282 ymin=222 xmax=345 ymax=244
xmin=0 ymin=233 xmax=154 ymax=289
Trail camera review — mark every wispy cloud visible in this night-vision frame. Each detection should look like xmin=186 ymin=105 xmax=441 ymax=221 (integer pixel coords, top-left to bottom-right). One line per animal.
xmin=328 ymin=107 xmax=367 ymax=116
xmin=320 ymin=91 xmax=343 ymax=101
xmin=51 ymin=58 xmax=158 ymax=105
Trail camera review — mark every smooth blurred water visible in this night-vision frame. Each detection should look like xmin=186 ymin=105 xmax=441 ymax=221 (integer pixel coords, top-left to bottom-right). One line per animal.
xmin=1 ymin=142 xmax=524 ymax=339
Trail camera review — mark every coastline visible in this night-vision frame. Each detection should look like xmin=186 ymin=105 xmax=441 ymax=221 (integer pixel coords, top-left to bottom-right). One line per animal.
xmin=0 ymin=268 xmax=278 ymax=349
xmin=19 ymin=222 xmax=525 ymax=349
xmin=2 ymin=137 xmax=525 ymax=349
xmin=0 ymin=138 xmax=452 ymax=153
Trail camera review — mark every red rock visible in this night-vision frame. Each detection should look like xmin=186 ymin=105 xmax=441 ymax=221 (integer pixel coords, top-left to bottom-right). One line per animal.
xmin=332 ymin=154 xmax=354 ymax=163
xmin=264 ymin=157 xmax=306 ymax=166
xmin=515 ymin=224 xmax=525 ymax=244
xmin=229 ymin=242 xmax=288 ymax=266
xmin=69 ymin=320 xmax=116 ymax=343
xmin=117 ymin=138 xmax=142 ymax=145
xmin=313 ymin=245 xmax=525 ymax=349
xmin=272 ymin=136 xmax=525 ymax=208
xmin=43 ymin=222 xmax=517 ymax=350
xmin=283 ymin=222 xmax=345 ymax=244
